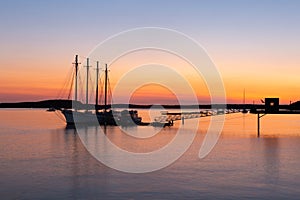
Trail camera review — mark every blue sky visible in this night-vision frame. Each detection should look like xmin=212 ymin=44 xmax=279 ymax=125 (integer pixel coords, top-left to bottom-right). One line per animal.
xmin=1 ymin=0 xmax=299 ymax=52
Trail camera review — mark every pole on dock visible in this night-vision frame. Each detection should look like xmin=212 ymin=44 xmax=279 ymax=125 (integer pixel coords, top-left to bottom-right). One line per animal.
xmin=257 ymin=113 xmax=260 ymax=137
xmin=257 ymin=113 xmax=266 ymax=137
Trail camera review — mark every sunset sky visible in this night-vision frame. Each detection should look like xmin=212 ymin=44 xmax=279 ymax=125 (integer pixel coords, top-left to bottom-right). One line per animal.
xmin=1 ymin=0 xmax=300 ymax=104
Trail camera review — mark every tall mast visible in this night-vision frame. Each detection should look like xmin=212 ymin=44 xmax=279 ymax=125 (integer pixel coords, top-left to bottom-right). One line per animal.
xmin=104 ymin=64 xmax=108 ymax=113
xmin=95 ymin=61 xmax=99 ymax=110
xmin=243 ymin=88 xmax=245 ymax=105
xmin=73 ymin=55 xmax=79 ymax=102
xmin=86 ymin=58 xmax=90 ymax=106
xmin=242 ymin=88 xmax=247 ymax=113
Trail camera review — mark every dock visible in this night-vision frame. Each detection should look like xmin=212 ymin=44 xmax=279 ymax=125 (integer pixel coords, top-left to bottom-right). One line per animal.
xmin=250 ymin=98 xmax=300 ymax=137
xmin=152 ymin=109 xmax=240 ymax=125
xmin=251 ymin=109 xmax=300 ymax=137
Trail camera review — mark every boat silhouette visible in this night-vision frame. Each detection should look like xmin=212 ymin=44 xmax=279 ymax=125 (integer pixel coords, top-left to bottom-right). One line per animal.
xmin=61 ymin=55 xmax=142 ymax=126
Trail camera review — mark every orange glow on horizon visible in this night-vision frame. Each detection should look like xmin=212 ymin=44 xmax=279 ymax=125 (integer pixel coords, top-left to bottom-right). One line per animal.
xmin=1 ymin=50 xmax=299 ymax=104
xmin=129 ymin=84 xmax=179 ymax=105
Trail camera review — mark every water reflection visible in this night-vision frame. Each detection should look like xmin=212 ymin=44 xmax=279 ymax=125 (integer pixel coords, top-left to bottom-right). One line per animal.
xmin=64 ymin=128 xmax=80 ymax=198
xmin=2 ymin=110 xmax=300 ymax=199
xmin=263 ymin=137 xmax=280 ymax=185
xmin=61 ymin=125 xmax=112 ymax=199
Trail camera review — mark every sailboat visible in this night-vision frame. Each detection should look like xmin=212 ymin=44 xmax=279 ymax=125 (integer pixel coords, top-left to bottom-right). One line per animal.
xmin=61 ymin=55 xmax=142 ymax=126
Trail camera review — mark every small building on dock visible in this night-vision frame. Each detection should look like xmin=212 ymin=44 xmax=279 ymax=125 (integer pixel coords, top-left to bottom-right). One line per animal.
xmin=265 ymin=98 xmax=279 ymax=113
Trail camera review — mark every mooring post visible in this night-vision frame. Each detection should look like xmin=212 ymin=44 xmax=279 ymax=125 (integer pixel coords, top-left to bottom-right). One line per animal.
xmin=257 ymin=113 xmax=260 ymax=137
xmin=257 ymin=113 xmax=266 ymax=137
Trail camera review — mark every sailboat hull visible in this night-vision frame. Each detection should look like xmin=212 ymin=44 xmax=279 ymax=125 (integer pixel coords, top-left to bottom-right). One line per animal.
xmin=61 ymin=110 xmax=117 ymax=125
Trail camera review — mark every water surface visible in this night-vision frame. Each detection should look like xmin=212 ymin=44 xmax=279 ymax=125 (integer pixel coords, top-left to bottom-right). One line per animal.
xmin=0 ymin=109 xmax=300 ymax=199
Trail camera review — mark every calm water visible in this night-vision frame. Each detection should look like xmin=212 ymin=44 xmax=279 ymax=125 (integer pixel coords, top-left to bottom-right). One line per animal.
xmin=1 ymin=109 xmax=300 ymax=199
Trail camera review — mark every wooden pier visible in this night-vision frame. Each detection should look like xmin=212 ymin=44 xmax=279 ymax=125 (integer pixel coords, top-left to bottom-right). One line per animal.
xmin=251 ymin=110 xmax=300 ymax=137
xmin=250 ymin=98 xmax=300 ymax=137
xmin=153 ymin=109 xmax=240 ymax=124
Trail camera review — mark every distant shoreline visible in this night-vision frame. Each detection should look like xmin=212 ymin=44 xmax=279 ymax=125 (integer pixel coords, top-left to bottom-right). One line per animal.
xmin=0 ymin=99 xmax=298 ymax=110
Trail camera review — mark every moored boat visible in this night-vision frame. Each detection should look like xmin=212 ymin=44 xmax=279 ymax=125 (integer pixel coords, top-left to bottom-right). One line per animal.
xmin=60 ymin=55 xmax=142 ymax=126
